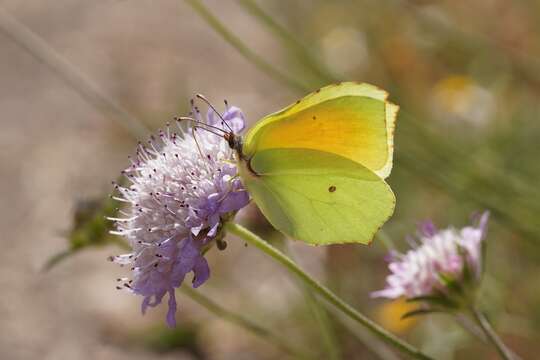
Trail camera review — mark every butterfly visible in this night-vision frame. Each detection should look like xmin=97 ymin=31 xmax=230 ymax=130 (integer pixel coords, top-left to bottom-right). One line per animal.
xmin=204 ymin=82 xmax=397 ymax=245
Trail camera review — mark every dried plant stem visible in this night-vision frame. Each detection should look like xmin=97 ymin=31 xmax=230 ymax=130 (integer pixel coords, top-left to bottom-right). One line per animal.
xmin=181 ymin=286 xmax=313 ymax=359
xmin=236 ymin=0 xmax=335 ymax=84
xmin=470 ymin=308 xmax=517 ymax=360
xmin=185 ymin=0 xmax=310 ymax=93
xmin=376 ymin=229 xmax=397 ymax=251
xmin=282 ymin=242 xmax=341 ymax=360
xmin=303 ymin=288 xmax=342 ymax=360
xmin=0 ymin=6 xmax=149 ymax=139
xmin=329 ymin=306 xmax=401 ymax=360
xmin=226 ymin=222 xmax=434 ymax=360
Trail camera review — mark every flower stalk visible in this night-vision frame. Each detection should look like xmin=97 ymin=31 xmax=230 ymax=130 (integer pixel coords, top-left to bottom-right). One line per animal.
xmin=470 ymin=308 xmax=516 ymax=360
xmin=281 ymin=242 xmax=341 ymax=360
xmin=185 ymin=0 xmax=309 ymax=93
xmin=225 ymin=222 xmax=434 ymax=360
xmin=181 ymin=286 xmax=314 ymax=359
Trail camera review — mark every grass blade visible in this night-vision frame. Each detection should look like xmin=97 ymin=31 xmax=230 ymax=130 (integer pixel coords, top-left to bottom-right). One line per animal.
xmin=185 ymin=0 xmax=310 ymax=93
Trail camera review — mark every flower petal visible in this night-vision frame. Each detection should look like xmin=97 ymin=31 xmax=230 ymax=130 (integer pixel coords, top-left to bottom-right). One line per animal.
xmin=192 ymin=256 xmax=210 ymax=288
xmin=166 ymin=289 xmax=177 ymax=327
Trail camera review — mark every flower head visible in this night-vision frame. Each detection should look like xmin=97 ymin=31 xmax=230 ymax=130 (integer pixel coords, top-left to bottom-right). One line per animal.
xmin=109 ymin=102 xmax=249 ymax=326
xmin=372 ymin=212 xmax=489 ymax=311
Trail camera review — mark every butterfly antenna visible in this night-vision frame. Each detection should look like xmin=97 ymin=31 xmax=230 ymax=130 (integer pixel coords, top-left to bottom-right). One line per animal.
xmin=190 ymin=126 xmax=212 ymax=170
xmin=175 ymin=116 xmax=228 ymax=135
xmin=195 ymin=93 xmax=234 ymax=133
xmin=192 ymin=124 xmax=225 ymax=138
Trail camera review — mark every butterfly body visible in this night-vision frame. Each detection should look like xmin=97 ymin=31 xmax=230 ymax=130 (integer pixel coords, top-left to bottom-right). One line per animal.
xmin=228 ymin=82 xmax=398 ymax=245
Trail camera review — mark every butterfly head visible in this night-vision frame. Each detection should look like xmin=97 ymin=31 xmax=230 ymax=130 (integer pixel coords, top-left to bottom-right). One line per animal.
xmin=176 ymin=94 xmax=246 ymax=159
xmin=191 ymin=93 xmax=246 ymax=157
xmin=224 ymin=132 xmax=243 ymax=156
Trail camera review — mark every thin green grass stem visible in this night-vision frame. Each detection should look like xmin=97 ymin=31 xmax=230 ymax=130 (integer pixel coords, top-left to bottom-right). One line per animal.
xmin=185 ymin=0 xmax=310 ymax=93
xmin=225 ymin=222 xmax=434 ymax=360
xmin=181 ymin=286 xmax=313 ymax=359
xmin=470 ymin=308 xmax=517 ymax=360
xmin=282 ymin=242 xmax=341 ymax=360
xmin=0 ymin=7 xmax=149 ymax=139
xmin=236 ymin=0 xmax=335 ymax=84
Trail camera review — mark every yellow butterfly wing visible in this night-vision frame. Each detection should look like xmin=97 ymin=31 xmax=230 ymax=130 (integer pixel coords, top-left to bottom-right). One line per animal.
xmin=238 ymin=148 xmax=395 ymax=245
xmin=243 ymin=82 xmax=398 ymax=178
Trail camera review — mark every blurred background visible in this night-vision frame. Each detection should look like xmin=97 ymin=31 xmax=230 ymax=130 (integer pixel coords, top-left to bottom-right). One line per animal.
xmin=2 ymin=0 xmax=540 ymax=359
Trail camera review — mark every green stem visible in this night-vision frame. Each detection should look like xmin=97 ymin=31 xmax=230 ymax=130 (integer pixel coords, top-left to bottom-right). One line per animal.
xmin=236 ymin=0 xmax=335 ymax=84
xmin=42 ymin=248 xmax=78 ymax=271
xmin=226 ymin=222 xmax=433 ymax=360
xmin=470 ymin=308 xmax=516 ymax=360
xmin=304 ymin=289 xmax=342 ymax=360
xmin=328 ymin=306 xmax=400 ymax=360
xmin=283 ymin=242 xmax=341 ymax=360
xmin=376 ymin=228 xmax=397 ymax=252
xmin=185 ymin=0 xmax=310 ymax=93
xmin=0 ymin=7 xmax=149 ymax=139
xmin=181 ymin=286 xmax=313 ymax=359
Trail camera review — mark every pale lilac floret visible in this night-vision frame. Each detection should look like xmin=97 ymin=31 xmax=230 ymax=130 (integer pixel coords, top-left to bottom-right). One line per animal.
xmin=207 ymin=106 xmax=245 ymax=133
xmin=372 ymin=212 xmax=489 ymax=300
xmin=109 ymin=104 xmax=249 ymax=327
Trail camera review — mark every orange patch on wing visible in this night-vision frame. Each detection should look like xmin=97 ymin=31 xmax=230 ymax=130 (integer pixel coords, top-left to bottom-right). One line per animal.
xmin=250 ymin=97 xmax=389 ymax=173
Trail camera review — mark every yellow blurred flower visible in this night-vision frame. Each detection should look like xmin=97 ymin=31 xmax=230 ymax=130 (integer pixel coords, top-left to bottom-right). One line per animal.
xmin=376 ymin=299 xmax=418 ymax=334
xmin=320 ymin=27 xmax=369 ymax=75
xmin=432 ymin=75 xmax=495 ymax=126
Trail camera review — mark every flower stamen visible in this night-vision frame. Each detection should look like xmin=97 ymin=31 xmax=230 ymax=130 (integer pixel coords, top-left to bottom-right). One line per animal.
xmin=108 ymin=100 xmax=249 ymax=327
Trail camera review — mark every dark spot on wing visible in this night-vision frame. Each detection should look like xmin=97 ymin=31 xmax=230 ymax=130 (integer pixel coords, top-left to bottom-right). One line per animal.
xmin=328 ymin=185 xmax=336 ymax=193
xmin=312 ymin=116 xmax=317 ymax=120
xmin=315 ymin=89 xmax=321 ymax=93
xmin=296 ymin=100 xmax=300 ymax=104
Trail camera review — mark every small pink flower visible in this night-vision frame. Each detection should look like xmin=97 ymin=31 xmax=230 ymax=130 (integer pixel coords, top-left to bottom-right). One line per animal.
xmin=372 ymin=212 xmax=489 ymax=301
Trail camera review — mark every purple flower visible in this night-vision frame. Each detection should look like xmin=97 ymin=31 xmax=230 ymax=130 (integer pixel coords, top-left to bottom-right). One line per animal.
xmin=109 ymin=103 xmax=249 ymax=327
xmin=207 ymin=105 xmax=245 ymax=133
xmin=372 ymin=212 xmax=489 ymax=301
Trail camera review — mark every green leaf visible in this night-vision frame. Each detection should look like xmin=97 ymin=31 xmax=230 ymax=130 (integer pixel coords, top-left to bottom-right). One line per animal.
xmin=140 ymin=324 xmax=201 ymax=355
xmin=43 ymin=191 xmax=123 ymax=271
